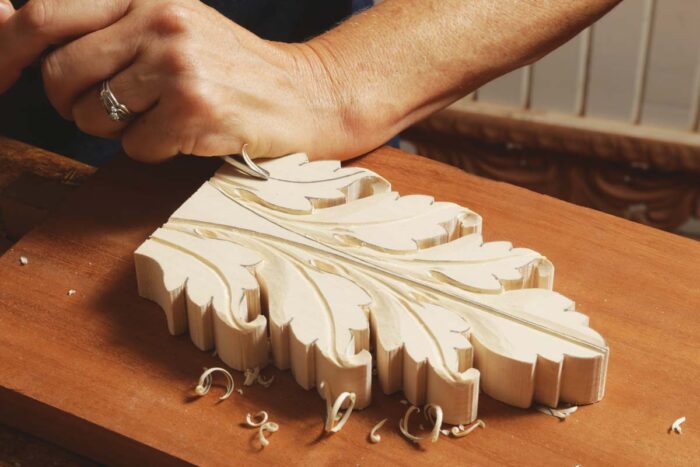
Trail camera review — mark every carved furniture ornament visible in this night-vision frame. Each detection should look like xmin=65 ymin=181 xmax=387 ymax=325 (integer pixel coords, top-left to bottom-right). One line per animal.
xmin=135 ymin=154 xmax=608 ymax=425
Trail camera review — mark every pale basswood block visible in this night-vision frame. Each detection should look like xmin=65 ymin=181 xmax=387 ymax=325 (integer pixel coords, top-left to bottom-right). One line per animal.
xmin=135 ymin=154 xmax=608 ymax=425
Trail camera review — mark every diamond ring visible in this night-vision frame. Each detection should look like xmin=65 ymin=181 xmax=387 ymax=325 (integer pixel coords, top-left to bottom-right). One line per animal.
xmin=99 ymin=80 xmax=135 ymax=122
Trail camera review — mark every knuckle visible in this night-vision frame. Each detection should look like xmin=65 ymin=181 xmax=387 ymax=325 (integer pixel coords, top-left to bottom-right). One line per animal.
xmin=174 ymin=82 xmax=214 ymax=121
xmin=121 ymin=136 xmax=148 ymax=161
xmin=21 ymin=0 xmax=50 ymax=31
xmin=73 ymin=112 xmax=96 ymax=135
xmin=160 ymin=43 xmax=196 ymax=74
xmin=40 ymin=52 xmax=62 ymax=93
xmin=189 ymin=135 xmax=235 ymax=157
xmin=149 ymin=2 xmax=193 ymax=36
xmin=73 ymin=109 xmax=120 ymax=139
xmin=41 ymin=52 xmax=74 ymax=119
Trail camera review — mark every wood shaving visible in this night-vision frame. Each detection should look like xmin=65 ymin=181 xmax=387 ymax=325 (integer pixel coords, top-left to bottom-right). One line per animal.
xmin=237 ymin=388 xmax=243 ymax=395
xmin=320 ymin=381 xmax=357 ymax=433
xmin=246 ymin=411 xmax=269 ymax=428
xmin=400 ymin=399 xmax=409 ymax=405
xmin=244 ymin=367 xmax=260 ymax=386
xmin=535 ymin=404 xmax=578 ymax=420
xmin=258 ymin=421 xmax=279 ymax=448
xmin=19 ymin=256 xmax=28 ymax=266
xmin=257 ymin=374 xmax=274 ymax=388
xmin=369 ymin=418 xmax=388 ymax=443
xmin=399 ymin=405 xmax=423 ymax=443
xmin=671 ymin=416 xmax=686 ymax=434
xmin=195 ymin=367 xmax=234 ymax=400
xmin=67 ymin=289 xmax=77 ymax=296
xmin=451 ymin=419 xmax=485 ymax=437
xmin=424 ymin=404 xmax=444 ymax=443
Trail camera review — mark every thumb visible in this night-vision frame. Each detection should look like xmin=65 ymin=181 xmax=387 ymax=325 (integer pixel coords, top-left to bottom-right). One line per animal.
xmin=0 ymin=1 xmax=14 ymax=23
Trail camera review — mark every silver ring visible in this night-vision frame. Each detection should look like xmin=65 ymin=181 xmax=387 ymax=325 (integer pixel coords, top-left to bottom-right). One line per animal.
xmin=222 ymin=144 xmax=270 ymax=180
xmin=99 ymin=80 xmax=135 ymax=122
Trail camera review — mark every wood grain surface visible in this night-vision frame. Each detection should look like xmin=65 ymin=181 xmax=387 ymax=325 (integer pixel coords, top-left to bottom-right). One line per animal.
xmin=0 ymin=146 xmax=698 ymax=466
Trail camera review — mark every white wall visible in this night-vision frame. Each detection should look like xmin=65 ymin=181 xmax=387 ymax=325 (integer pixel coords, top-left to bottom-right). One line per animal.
xmin=469 ymin=0 xmax=700 ymax=132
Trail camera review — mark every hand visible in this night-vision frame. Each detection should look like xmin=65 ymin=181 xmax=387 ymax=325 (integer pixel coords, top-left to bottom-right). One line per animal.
xmin=3 ymin=0 xmax=352 ymax=161
xmin=0 ymin=0 xmax=13 ymax=23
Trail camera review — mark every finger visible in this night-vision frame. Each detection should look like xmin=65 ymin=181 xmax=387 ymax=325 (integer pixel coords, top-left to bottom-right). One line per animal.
xmin=0 ymin=0 xmax=130 ymax=93
xmin=42 ymin=15 xmax=143 ymax=119
xmin=121 ymin=102 xmax=181 ymax=163
xmin=0 ymin=1 xmax=15 ymax=23
xmin=122 ymin=97 xmax=244 ymax=163
xmin=72 ymin=61 xmax=162 ymax=139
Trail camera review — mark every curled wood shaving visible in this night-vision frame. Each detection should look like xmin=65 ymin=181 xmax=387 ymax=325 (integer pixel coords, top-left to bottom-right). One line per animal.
xmin=244 ymin=367 xmax=260 ymax=386
xmin=246 ymin=411 xmax=269 ymax=428
xmin=399 ymin=406 xmax=423 ymax=443
xmin=451 ymin=419 xmax=485 ymax=437
xmin=369 ymin=418 xmax=388 ymax=443
xmin=258 ymin=421 xmax=279 ymax=448
xmin=535 ymin=404 xmax=578 ymax=420
xmin=195 ymin=367 xmax=234 ymax=400
xmin=320 ymin=381 xmax=357 ymax=433
xmin=237 ymin=388 xmax=244 ymax=395
xmin=671 ymin=416 xmax=686 ymax=434
xmin=67 ymin=289 xmax=77 ymax=296
xmin=19 ymin=256 xmax=28 ymax=266
xmin=257 ymin=374 xmax=275 ymax=388
xmin=424 ymin=404 xmax=444 ymax=443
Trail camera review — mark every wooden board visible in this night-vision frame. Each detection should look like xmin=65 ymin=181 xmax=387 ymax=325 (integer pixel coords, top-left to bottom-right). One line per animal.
xmin=0 ymin=147 xmax=698 ymax=466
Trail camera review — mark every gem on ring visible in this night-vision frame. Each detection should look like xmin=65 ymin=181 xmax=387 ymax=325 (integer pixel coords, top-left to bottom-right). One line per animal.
xmin=99 ymin=80 xmax=134 ymax=122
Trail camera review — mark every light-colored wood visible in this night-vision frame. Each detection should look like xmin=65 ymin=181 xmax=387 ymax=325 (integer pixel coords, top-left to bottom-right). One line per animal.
xmin=135 ymin=153 xmax=608 ymax=425
xmin=0 ymin=144 xmax=698 ymax=466
xmin=574 ymin=27 xmax=593 ymax=117
xmin=520 ymin=65 xmax=534 ymax=110
xmin=630 ymin=0 xmax=656 ymax=124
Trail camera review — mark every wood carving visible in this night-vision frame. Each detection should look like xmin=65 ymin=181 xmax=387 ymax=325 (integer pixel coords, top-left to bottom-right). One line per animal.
xmin=134 ymin=154 xmax=609 ymax=425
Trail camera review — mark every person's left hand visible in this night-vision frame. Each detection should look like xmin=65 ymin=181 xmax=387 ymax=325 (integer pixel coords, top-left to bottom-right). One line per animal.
xmin=34 ymin=0 xmax=352 ymax=162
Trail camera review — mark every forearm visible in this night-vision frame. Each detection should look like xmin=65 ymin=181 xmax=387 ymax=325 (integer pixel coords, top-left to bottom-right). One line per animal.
xmin=300 ymin=0 xmax=621 ymax=158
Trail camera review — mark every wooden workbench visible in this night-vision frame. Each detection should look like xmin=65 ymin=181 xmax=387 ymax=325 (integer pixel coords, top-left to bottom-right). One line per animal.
xmin=0 ymin=141 xmax=698 ymax=466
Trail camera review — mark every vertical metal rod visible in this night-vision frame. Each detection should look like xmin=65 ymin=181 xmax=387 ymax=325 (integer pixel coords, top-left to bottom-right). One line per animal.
xmin=689 ymin=51 xmax=700 ymax=132
xmin=521 ymin=65 xmax=534 ymax=110
xmin=574 ymin=26 xmax=594 ymax=117
xmin=630 ymin=0 xmax=656 ymax=124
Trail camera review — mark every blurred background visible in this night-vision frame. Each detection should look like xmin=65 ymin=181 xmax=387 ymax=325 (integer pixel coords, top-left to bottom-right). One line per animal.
xmin=401 ymin=0 xmax=700 ymax=239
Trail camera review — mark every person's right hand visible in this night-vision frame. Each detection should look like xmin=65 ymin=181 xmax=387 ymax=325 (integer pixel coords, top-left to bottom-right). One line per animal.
xmin=0 ymin=0 xmax=13 ymax=22
xmin=0 ymin=0 xmax=133 ymax=94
